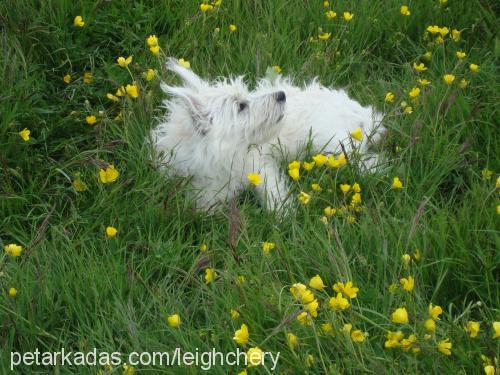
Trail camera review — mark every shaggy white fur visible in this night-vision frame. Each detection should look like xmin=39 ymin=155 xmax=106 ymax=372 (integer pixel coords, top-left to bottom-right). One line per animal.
xmin=150 ymin=59 xmax=385 ymax=211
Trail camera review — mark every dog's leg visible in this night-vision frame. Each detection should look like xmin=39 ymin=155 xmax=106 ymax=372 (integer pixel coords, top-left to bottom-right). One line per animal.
xmin=256 ymin=162 xmax=290 ymax=212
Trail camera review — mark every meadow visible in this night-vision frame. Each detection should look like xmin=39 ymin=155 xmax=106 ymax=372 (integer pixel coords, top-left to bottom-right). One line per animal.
xmin=1 ymin=0 xmax=499 ymax=373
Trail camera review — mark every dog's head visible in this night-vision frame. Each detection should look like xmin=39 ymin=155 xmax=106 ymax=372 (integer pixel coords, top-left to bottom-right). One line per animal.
xmin=161 ymin=58 xmax=286 ymax=146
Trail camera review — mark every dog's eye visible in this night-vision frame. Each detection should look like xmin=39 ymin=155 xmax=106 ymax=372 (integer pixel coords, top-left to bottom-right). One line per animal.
xmin=238 ymin=102 xmax=248 ymax=112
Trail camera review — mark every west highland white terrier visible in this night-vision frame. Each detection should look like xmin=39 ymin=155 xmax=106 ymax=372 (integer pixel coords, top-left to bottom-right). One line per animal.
xmin=150 ymin=59 xmax=385 ymax=211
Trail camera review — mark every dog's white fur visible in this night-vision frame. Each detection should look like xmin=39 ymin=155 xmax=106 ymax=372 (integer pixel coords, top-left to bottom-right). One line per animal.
xmin=151 ymin=59 xmax=385 ymax=211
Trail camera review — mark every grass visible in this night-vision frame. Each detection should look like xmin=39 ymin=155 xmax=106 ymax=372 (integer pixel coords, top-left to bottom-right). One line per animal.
xmin=1 ymin=0 xmax=499 ymax=373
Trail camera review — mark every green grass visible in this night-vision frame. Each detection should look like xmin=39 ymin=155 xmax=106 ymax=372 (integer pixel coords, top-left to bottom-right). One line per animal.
xmin=1 ymin=0 xmax=499 ymax=374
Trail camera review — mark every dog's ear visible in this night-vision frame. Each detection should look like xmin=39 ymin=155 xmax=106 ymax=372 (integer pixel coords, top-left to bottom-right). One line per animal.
xmin=166 ymin=57 xmax=206 ymax=91
xmin=161 ymin=83 xmax=211 ymax=135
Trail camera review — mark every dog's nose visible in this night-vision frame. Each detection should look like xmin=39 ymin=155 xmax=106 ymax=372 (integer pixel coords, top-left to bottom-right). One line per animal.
xmin=276 ymin=91 xmax=286 ymax=103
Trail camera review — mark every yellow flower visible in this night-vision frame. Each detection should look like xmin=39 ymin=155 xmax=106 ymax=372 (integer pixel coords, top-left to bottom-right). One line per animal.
xmin=351 ymin=330 xmax=366 ymax=343
xmin=298 ymin=191 xmax=311 ymax=204
xmin=424 ymin=319 xmax=436 ymax=333
xmin=296 ymin=311 xmax=312 ymax=326
xmin=413 ymin=62 xmax=427 ymax=72
xmin=122 ymin=364 xmax=135 ymax=375
xmin=323 ymin=1 xmax=329 ymax=7
xmin=115 ymin=86 xmax=126 ymax=97
xmin=304 ymin=301 xmax=319 ymax=319
xmin=400 ymin=334 xmax=417 ymax=352
xmin=417 ymin=78 xmax=431 ymax=86
xmin=228 ymin=24 xmax=237 ymax=32
xmin=290 ymin=283 xmax=307 ymax=300
xmin=493 ymin=321 xmax=500 ymax=338
xmin=106 ymin=226 xmax=117 ymax=238
xmin=272 ymin=65 xmax=282 ymax=74
xmin=200 ymin=3 xmax=214 ymax=12
xmin=318 ymin=32 xmax=331 ymax=41
xmin=408 ymin=87 xmax=420 ymax=98
xmin=385 ymin=331 xmax=404 ymax=348
xmin=400 ymin=276 xmax=414 ymax=292
xmin=288 ymin=160 xmax=300 ymax=170
xmin=426 ymin=25 xmax=441 ymax=34
xmin=125 ymin=84 xmax=139 ymax=99
xmin=402 ymin=253 xmax=411 ymax=265
xmin=86 ymin=115 xmax=97 ymax=125
xmin=391 ymin=307 xmax=409 ymax=324
xmin=459 ymin=79 xmax=469 ymax=89
xmin=439 ymin=27 xmax=449 ymax=37
xmin=482 ymin=169 xmax=494 ymax=180
xmin=392 ymin=177 xmax=403 ymax=189
xmin=145 ymin=69 xmax=157 ymax=81
xmin=469 ymin=63 xmax=479 ymax=73
xmin=404 ymin=105 xmax=413 ymax=114
xmin=213 ymin=0 xmax=222 ymax=6
xmin=99 ymin=165 xmax=119 ymax=184
xmin=423 ymin=51 xmax=432 ymax=61
xmin=4 ymin=244 xmax=23 ymax=257
xmin=286 ymin=332 xmax=299 ymax=349
xmin=230 ymin=309 xmax=240 ymax=320
xmin=429 ymin=303 xmax=443 ymax=320
xmin=309 ymin=275 xmax=325 ymax=290
xmin=204 ymin=268 xmax=217 ymax=284
xmin=303 ymin=161 xmax=314 ymax=171
xmin=324 ymin=206 xmax=336 ymax=217
xmin=107 ymin=93 xmax=119 ymax=102
xmin=178 ymin=58 xmax=190 ymax=69
xmin=73 ymin=176 xmax=87 ymax=192
xmin=496 ymin=176 xmax=500 ymax=189
xmin=262 ymin=241 xmax=275 ymax=255
xmin=237 ymin=371 xmax=247 ymax=375
xmin=465 ymin=321 xmax=480 ymax=338
xmin=312 ymin=154 xmax=328 ymax=166
xmin=63 ymin=74 xmax=71 ymax=84
xmin=326 ymin=10 xmax=337 ymax=19
xmin=340 ymin=184 xmax=351 ymax=193
xmin=385 ymin=92 xmax=395 ymax=103
xmin=342 ymin=323 xmax=352 ymax=333
xmin=440 ymin=0 xmax=448 ymax=4
xmin=306 ymin=354 xmax=314 ymax=367
xmin=19 ymin=128 xmax=30 ymax=141
xmin=247 ymin=173 xmax=262 ymax=186
xmin=309 ymin=183 xmax=321 ymax=192
xmin=456 ymin=51 xmax=466 ymax=59
xmin=351 ymin=127 xmax=363 ymax=141
xmin=83 ymin=72 xmax=93 ymax=84
xmin=343 ymin=12 xmax=354 ymax=21
xmin=333 ymin=281 xmax=359 ymax=298
xmin=413 ymin=249 xmax=422 ymax=261
xmin=443 ymin=74 xmax=455 ymax=85
xmin=484 ymin=365 xmax=495 ymax=375
xmin=451 ymin=29 xmax=461 ymax=41
xmin=288 ymin=168 xmax=300 ymax=181
xmin=117 ymin=56 xmax=133 ymax=68
xmin=435 ymin=36 xmax=444 ymax=44
xmin=236 ymin=275 xmax=246 ymax=285
xmin=247 ymin=347 xmax=263 ymax=367
xmin=321 ymin=322 xmax=333 ymax=333
xmin=146 ymin=35 xmax=158 ymax=47
xmin=351 ymin=193 xmax=361 ymax=205
xmin=167 ymin=313 xmax=181 ymax=328
xmin=437 ymin=338 xmax=452 ymax=355
xmin=352 ymin=183 xmax=361 ymax=193
xmin=233 ymin=323 xmax=249 ymax=345
xmin=8 ymin=287 xmax=17 ymax=297
xmin=400 ymin=5 xmax=410 ymax=16
xmin=329 ymin=293 xmax=350 ymax=310
xmin=74 ymin=16 xmax=85 ymax=27
xmin=327 ymin=154 xmax=347 ymax=168
xmin=150 ymin=45 xmax=160 ymax=55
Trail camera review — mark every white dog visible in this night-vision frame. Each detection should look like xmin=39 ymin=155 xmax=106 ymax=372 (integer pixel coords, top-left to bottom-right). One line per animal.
xmin=150 ymin=59 xmax=385 ymax=211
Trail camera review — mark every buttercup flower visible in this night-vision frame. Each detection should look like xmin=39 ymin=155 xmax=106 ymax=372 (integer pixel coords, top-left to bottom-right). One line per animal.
xmin=318 ymin=32 xmax=331 ymax=40
xmin=178 ymin=58 xmax=190 ymax=69
xmin=324 ymin=206 xmax=336 ymax=217
xmin=413 ymin=62 xmax=427 ymax=72
xmin=385 ymin=331 xmax=404 ymax=348
xmin=343 ymin=12 xmax=354 ymax=21
xmin=429 ymin=304 xmax=443 ymax=320
xmin=272 ymin=65 xmax=282 ymax=74
xmin=456 ymin=51 xmax=466 ymax=59
xmin=63 ymin=74 xmax=71 ymax=84
xmin=400 ymin=5 xmax=410 ymax=16
xmin=351 ymin=193 xmax=361 ymax=205
xmin=73 ymin=175 xmax=87 ymax=192
xmin=493 ymin=321 xmax=500 ymax=338
xmin=285 ymin=332 xmax=299 ymax=349
xmin=117 ymin=56 xmax=133 ymax=68
xmin=86 ymin=115 xmax=96 ymax=125
xmin=19 ymin=128 xmax=30 ymax=141
xmin=443 ymin=74 xmax=455 ymax=85
xmin=400 ymin=276 xmax=414 ymax=292
xmin=298 ymin=191 xmax=311 ymax=204
xmin=147 ymin=35 xmax=158 ymax=47
xmin=4 ymin=244 xmax=23 ymax=257
xmin=409 ymin=87 xmax=420 ymax=98
xmin=391 ymin=307 xmax=409 ymax=324
xmin=306 ymin=354 xmax=314 ymax=367
xmin=230 ymin=309 xmax=240 ymax=320
xmin=312 ymin=154 xmax=328 ymax=166
xmin=126 ymin=84 xmax=139 ymax=99
xmin=74 ymin=16 xmax=85 ymax=27
xmin=83 ymin=72 xmax=93 ymax=84
xmin=400 ymin=334 xmax=417 ymax=352
xmin=262 ymin=242 xmax=275 ymax=255
xmin=426 ymin=25 xmax=441 ymax=34
xmin=404 ymin=105 xmax=413 ymax=114
xmin=465 ymin=321 xmax=480 ymax=338
xmin=340 ymin=184 xmax=351 ymax=193
xmin=333 ymin=281 xmax=359 ymax=298
xmin=351 ymin=330 xmax=366 ymax=342
xmin=9 ymin=287 xmax=17 ymax=297
xmin=326 ymin=10 xmax=337 ymax=19
xmin=204 ymin=268 xmax=217 ymax=284
xmin=469 ymin=63 xmax=479 ymax=73
xmin=459 ymin=79 xmax=469 ymax=89
xmin=437 ymin=338 xmax=452 ymax=355
xmin=167 ymin=314 xmax=181 ymax=328
xmin=311 ymin=183 xmax=321 ymax=191
xmin=329 ymin=293 xmax=350 ymax=310
xmin=451 ymin=29 xmax=461 ymax=41
xmin=351 ymin=127 xmax=363 ymax=141
xmin=99 ymin=165 xmax=119 ymax=184
xmin=321 ymin=322 xmax=333 ymax=333
xmin=439 ymin=27 xmax=449 ymax=37
xmin=392 ymin=177 xmax=403 ymax=189
xmin=200 ymin=244 xmax=208 ymax=252
xmin=288 ymin=168 xmax=300 ymax=181
xmin=247 ymin=347 xmax=263 ymax=367
xmin=309 ymin=275 xmax=325 ymax=290
xmin=150 ymin=45 xmax=160 ymax=55
xmin=228 ymin=24 xmax=237 ymax=32
xmin=484 ymin=365 xmax=495 ymax=375
xmin=145 ymin=69 xmax=156 ymax=81
xmin=402 ymin=254 xmax=411 ymax=265
xmin=107 ymin=93 xmax=119 ymax=102
xmin=423 ymin=51 xmax=432 ymax=61
xmin=385 ymin=92 xmax=395 ymax=102
xmin=233 ymin=323 xmax=249 ymax=345
xmin=200 ymin=3 xmax=214 ymax=12
xmin=247 ymin=173 xmax=262 ymax=186
xmin=342 ymin=323 xmax=352 ymax=333
xmin=424 ymin=319 xmax=436 ymax=333
xmin=106 ymin=226 xmax=117 ymax=238
xmin=303 ymin=161 xmax=314 ymax=170
xmin=417 ymin=78 xmax=430 ymax=86
xmin=296 ymin=311 xmax=312 ymax=326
